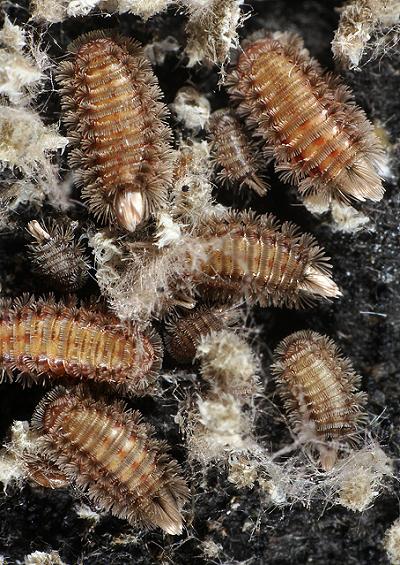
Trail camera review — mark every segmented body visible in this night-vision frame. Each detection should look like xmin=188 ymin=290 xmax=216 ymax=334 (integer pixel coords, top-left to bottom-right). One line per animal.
xmin=0 ymin=297 xmax=162 ymax=394
xmin=209 ymin=109 xmax=268 ymax=196
xmin=164 ymin=305 xmax=238 ymax=363
xmin=271 ymin=330 xmax=367 ymax=469
xmin=186 ymin=211 xmax=340 ymax=308
xmin=27 ymin=220 xmax=90 ymax=292
xmin=228 ymin=32 xmax=384 ymax=210
xmin=32 ymin=387 xmax=189 ymax=534
xmin=57 ymin=31 xmax=174 ymax=232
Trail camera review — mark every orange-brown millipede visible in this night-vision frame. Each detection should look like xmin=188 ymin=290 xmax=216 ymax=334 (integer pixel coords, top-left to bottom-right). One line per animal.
xmin=186 ymin=211 xmax=341 ymax=308
xmin=31 ymin=386 xmax=189 ymax=534
xmin=57 ymin=31 xmax=174 ymax=232
xmin=0 ymin=296 xmax=162 ymax=395
xmin=228 ymin=31 xmax=384 ymax=210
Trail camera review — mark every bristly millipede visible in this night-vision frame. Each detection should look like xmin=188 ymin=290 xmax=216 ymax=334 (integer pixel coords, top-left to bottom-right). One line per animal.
xmin=208 ymin=108 xmax=268 ymax=196
xmin=163 ymin=305 xmax=239 ymax=363
xmin=57 ymin=31 xmax=175 ymax=232
xmin=186 ymin=210 xmax=341 ymax=308
xmin=27 ymin=219 xmax=90 ymax=292
xmin=31 ymin=386 xmax=189 ymax=534
xmin=227 ymin=31 xmax=384 ymax=210
xmin=271 ymin=330 xmax=367 ymax=470
xmin=0 ymin=296 xmax=162 ymax=394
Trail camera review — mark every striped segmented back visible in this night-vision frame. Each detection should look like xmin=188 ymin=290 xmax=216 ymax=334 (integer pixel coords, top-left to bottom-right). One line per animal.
xmin=271 ymin=330 xmax=367 ymax=470
xmin=228 ymin=32 xmax=384 ymax=210
xmin=0 ymin=296 xmax=162 ymax=394
xmin=27 ymin=220 xmax=90 ymax=292
xmin=57 ymin=31 xmax=174 ymax=232
xmin=208 ymin=108 xmax=268 ymax=196
xmin=187 ymin=211 xmax=340 ymax=308
xmin=32 ymin=387 xmax=189 ymax=534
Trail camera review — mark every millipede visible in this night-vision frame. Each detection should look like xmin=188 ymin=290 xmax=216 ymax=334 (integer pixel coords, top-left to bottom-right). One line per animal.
xmin=227 ymin=31 xmax=384 ymax=210
xmin=0 ymin=296 xmax=162 ymax=394
xmin=271 ymin=330 xmax=367 ymax=470
xmin=163 ymin=305 xmax=239 ymax=364
xmin=27 ymin=219 xmax=90 ymax=292
xmin=185 ymin=210 xmax=341 ymax=308
xmin=31 ymin=386 xmax=189 ymax=534
xmin=57 ymin=31 xmax=175 ymax=232
xmin=208 ymin=108 xmax=268 ymax=196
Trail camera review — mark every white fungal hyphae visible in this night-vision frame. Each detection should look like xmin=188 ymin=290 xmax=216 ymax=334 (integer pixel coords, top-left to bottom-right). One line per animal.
xmin=272 ymin=330 xmax=367 ymax=470
xmin=332 ymin=0 xmax=400 ymax=68
xmin=185 ymin=0 xmax=244 ymax=66
xmin=196 ymin=329 xmax=261 ymax=402
xmin=0 ymin=105 xmax=68 ymax=182
xmin=385 ymin=519 xmax=400 ymax=565
xmin=184 ymin=391 xmax=255 ymax=464
xmin=171 ymin=86 xmax=211 ymax=131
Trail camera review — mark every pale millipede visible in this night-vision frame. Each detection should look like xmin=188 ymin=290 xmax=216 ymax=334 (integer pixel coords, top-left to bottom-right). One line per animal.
xmin=208 ymin=108 xmax=268 ymax=196
xmin=26 ymin=219 xmax=90 ymax=292
xmin=184 ymin=210 xmax=341 ymax=308
xmin=271 ymin=330 xmax=367 ymax=470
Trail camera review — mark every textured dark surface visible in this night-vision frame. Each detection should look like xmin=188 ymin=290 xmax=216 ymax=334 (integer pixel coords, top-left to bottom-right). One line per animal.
xmin=0 ymin=0 xmax=399 ymax=563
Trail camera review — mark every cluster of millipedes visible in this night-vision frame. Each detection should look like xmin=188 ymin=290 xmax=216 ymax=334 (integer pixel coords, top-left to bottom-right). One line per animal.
xmin=0 ymin=23 xmax=385 ymax=537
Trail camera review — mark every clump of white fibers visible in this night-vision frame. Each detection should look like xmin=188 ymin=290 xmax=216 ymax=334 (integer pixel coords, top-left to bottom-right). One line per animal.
xmin=171 ymin=139 xmax=225 ymax=225
xmin=329 ymin=202 xmax=370 ymax=233
xmin=385 ymin=519 xmax=400 ymax=565
xmin=155 ymin=212 xmax=184 ymax=249
xmin=0 ymin=16 xmax=49 ymax=105
xmin=196 ymin=329 xmax=261 ymax=402
xmin=0 ymin=421 xmax=40 ymax=490
xmin=31 ymin=0 xmax=173 ymax=23
xmin=184 ymin=0 xmax=245 ymax=66
xmin=90 ymin=228 xmax=208 ymax=321
xmin=170 ymin=86 xmax=211 ymax=131
xmin=184 ymin=391 xmax=257 ymax=464
xmin=0 ymin=105 xmax=68 ymax=182
xmin=24 ymin=551 xmax=66 ymax=565
xmin=332 ymin=0 xmax=400 ymax=68
xmin=225 ymin=439 xmax=392 ymax=512
xmin=144 ymin=36 xmax=180 ymax=66
xmin=334 ymin=442 xmax=393 ymax=511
